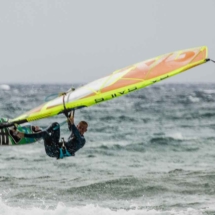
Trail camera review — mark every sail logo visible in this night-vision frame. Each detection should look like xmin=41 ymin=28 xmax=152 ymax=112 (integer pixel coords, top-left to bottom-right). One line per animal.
xmin=95 ymin=86 xmax=138 ymax=103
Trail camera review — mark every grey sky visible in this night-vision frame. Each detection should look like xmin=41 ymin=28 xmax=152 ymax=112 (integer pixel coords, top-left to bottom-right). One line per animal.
xmin=0 ymin=0 xmax=215 ymax=84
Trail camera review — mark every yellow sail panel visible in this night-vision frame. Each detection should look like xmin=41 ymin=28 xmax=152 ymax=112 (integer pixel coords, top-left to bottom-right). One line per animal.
xmin=13 ymin=46 xmax=208 ymax=123
xmin=80 ymin=46 xmax=207 ymax=98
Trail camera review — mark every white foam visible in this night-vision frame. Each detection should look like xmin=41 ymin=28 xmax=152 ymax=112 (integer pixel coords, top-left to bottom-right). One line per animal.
xmin=0 ymin=198 xmax=208 ymax=215
xmin=202 ymin=89 xmax=215 ymax=94
xmin=168 ymin=132 xmax=184 ymax=140
xmin=0 ymin=84 xmax=10 ymax=90
xmin=188 ymin=95 xmax=200 ymax=103
xmin=167 ymin=132 xmax=197 ymax=141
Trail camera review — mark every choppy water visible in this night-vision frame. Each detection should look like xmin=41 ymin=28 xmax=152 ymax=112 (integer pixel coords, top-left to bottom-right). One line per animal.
xmin=0 ymin=83 xmax=215 ymax=215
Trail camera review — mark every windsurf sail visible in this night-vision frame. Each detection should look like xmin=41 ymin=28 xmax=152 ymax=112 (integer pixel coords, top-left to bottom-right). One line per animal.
xmin=0 ymin=46 xmax=211 ymax=128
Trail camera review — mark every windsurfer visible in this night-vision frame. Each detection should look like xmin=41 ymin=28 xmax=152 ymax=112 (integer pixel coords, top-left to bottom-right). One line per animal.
xmin=17 ymin=115 xmax=88 ymax=159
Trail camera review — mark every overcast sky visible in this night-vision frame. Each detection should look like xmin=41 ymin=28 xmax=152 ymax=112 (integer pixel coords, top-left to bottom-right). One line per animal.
xmin=0 ymin=0 xmax=215 ymax=84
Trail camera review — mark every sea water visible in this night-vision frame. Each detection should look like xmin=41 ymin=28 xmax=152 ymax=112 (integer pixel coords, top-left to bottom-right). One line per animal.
xmin=0 ymin=83 xmax=215 ymax=215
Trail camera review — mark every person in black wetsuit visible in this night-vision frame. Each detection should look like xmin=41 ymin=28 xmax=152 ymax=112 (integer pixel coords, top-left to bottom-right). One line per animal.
xmin=17 ymin=115 xmax=88 ymax=159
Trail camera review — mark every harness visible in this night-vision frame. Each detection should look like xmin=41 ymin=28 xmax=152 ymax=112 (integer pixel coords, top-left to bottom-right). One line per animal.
xmin=58 ymin=137 xmax=74 ymax=159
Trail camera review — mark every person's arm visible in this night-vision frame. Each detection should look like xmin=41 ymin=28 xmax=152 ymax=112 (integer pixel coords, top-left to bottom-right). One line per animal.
xmin=67 ymin=119 xmax=73 ymax=132
xmin=68 ymin=115 xmax=85 ymax=145
xmin=17 ymin=130 xmax=44 ymax=139
xmin=70 ymin=124 xmax=85 ymax=145
xmin=67 ymin=111 xmax=75 ymax=131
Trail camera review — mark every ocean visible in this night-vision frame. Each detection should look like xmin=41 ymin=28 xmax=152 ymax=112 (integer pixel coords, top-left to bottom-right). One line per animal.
xmin=0 ymin=83 xmax=215 ymax=215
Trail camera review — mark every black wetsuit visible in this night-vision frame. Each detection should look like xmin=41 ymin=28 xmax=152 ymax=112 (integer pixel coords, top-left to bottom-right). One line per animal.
xmin=24 ymin=122 xmax=86 ymax=159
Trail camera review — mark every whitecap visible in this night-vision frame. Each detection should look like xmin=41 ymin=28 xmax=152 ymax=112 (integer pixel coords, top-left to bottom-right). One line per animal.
xmin=167 ymin=132 xmax=197 ymax=141
xmin=168 ymin=132 xmax=184 ymax=140
xmin=0 ymin=84 xmax=10 ymax=90
xmin=202 ymin=89 xmax=215 ymax=94
xmin=0 ymin=200 xmax=206 ymax=215
xmin=188 ymin=95 xmax=200 ymax=103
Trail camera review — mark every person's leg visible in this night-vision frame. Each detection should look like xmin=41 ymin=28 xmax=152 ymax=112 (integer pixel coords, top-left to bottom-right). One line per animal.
xmin=43 ymin=122 xmax=60 ymax=158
